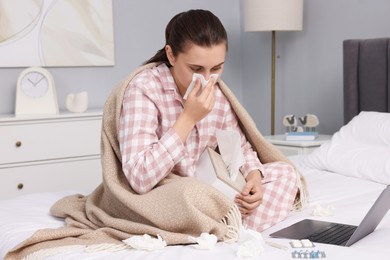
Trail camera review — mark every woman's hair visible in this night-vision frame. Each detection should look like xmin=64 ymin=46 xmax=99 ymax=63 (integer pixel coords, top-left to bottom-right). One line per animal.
xmin=144 ymin=9 xmax=228 ymax=66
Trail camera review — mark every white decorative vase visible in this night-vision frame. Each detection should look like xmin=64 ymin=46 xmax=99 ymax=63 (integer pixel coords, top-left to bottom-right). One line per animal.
xmin=66 ymin=91 xmax=89 ymax=113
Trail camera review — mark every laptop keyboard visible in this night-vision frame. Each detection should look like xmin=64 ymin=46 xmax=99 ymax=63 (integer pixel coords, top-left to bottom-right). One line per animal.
xmin=305 ymin=223 xmax=357 ymax=245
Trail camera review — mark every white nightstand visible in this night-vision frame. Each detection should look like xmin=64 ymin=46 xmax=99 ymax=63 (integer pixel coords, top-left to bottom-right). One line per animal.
xmin=264 ymin=134 xmax=332 ymax=156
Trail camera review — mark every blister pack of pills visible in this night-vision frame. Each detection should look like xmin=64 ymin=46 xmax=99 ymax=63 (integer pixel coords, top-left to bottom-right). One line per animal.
xmin=291 ymin=250 xmax=326 ymax=258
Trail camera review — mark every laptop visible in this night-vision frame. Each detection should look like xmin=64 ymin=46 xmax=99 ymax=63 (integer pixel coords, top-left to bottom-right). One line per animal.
xmin=270 ymin=185 xmax=390 ymax=246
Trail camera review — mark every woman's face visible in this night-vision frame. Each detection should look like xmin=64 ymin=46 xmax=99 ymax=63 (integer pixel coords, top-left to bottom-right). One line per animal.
xmin=166 ymin=42 xmax=226 ymax=97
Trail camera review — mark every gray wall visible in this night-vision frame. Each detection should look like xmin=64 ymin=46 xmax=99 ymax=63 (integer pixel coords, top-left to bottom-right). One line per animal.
xmin=1 ymin=0 xmax=390 ymax=136
xmin=242 ymin=0 xmax=390 ymax=135
xmin=0 ymin=0 xmax=242 ymax=115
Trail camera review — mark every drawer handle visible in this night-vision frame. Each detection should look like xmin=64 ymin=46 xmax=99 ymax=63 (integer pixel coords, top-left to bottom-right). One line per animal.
xmin=15 ymin=141 xmax=22 ymax=147
xmin=17 ymin=183 xmax=24 ymax=190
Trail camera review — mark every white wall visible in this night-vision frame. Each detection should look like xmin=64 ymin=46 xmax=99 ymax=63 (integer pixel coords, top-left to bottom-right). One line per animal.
xmin=1 ymin=0 xmax=390 ymax=136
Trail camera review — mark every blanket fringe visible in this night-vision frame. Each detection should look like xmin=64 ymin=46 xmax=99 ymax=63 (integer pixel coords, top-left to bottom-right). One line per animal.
xmin=220 ymin=204 xmax=242 ymax=243
xmin=292 ymin=169 xmax=309 ymax=211
xmin=85 ymin=243 xmax=129 ymax=252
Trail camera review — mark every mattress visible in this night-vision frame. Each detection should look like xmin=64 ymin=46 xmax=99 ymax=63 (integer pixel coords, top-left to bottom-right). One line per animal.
xmin=1 ymin=155 xmax=389 ymax=260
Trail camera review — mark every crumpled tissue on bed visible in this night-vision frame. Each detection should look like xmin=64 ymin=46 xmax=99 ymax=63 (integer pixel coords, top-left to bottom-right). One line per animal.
xmin=236 ymin=228 xmax=265 ymax=258
xmin=311 ymin=204 xmax=335 ymax=217
xmin=188 ymin=233 xmax=218 ymax=250
xmin=121 ymin=229 xmax=264 ymax=255
xmin=122 ymin=234 xmax=167 ymax=251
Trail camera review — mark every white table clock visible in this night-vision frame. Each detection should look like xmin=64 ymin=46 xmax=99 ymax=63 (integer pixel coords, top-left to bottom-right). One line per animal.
xmin=15 ymin=67 xmax=59 ymax=115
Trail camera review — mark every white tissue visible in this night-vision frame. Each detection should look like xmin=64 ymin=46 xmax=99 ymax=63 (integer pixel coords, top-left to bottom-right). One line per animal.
xmin=188 ymin=233 xmax=218 ymax=250
xmin=66 ymin=91 xmax=88 ymax=113
xmin=183 ymin=73 xmax=219 ymax=100
xmin=311 ymin=204 xmax=335 ymax=217
xmin=216 ymin=129 xmax=245 ymax=181
xmin=122 ymin=234 xmax=167 ymax=251
xmin=236 ymin=228 xmax=265 ymax=258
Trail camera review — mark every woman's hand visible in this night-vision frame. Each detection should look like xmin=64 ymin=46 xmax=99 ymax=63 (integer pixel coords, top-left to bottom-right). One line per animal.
xmin=173 ymin=78 xmax=216 ymax=142
xmin=183 ymin=78 xmax=216 ymax=124
xmin=235 ymin=170 xmax=263 ymax=216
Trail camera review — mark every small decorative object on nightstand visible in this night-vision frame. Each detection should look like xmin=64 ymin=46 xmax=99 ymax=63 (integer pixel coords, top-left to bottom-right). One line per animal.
xmin=264 ymin=134 xmax=332 ymax=156
xmin=15 ymin=67 xmax=59 ymax=116
xmin=299 ymin=114 xmax=319 ymax=132
xmin=283 ymin=114 xmax=319 ymax=141
xmin=282 ymin=114 xmax=299 ymax=132
xmin=66 ymin=91 xmax=89 ymax=113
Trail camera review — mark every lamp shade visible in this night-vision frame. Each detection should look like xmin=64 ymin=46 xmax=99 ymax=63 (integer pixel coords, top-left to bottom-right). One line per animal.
xmin=243 ymin=0 xmax=303 ymax=32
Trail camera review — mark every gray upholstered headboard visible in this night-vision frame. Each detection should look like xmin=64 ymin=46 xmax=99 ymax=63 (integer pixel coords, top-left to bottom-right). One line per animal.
xmin=343 ymin=38 xmax=390 ymax=124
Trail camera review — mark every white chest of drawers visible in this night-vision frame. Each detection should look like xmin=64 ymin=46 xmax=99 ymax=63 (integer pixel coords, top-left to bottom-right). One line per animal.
xmin=0 ymin=110 xmax=103 ymax=200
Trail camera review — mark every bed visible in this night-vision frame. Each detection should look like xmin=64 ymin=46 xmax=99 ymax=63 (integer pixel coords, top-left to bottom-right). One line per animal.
xmin=1 ymin=38 xmax=389 ymax=259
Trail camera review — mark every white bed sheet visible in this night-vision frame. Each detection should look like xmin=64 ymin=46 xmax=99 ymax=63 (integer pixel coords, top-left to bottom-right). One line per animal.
xmin=1 ymin=158 xmax=390 ymax=259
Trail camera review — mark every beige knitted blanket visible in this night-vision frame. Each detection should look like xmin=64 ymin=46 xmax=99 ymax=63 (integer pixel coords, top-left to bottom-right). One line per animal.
xmin=5 ymin=63 xmax=307 ymax=260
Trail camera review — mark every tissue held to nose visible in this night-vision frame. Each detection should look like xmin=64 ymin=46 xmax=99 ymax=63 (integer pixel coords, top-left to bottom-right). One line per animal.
xmin=183 ymin=73 xmax=219 ymax=99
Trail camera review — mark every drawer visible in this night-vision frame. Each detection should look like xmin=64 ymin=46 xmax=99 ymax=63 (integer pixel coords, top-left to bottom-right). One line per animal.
xmin=0 ymin=119 xmax=101 ymax=165
xmin=0 ymin=157 xmax=102 ymax=200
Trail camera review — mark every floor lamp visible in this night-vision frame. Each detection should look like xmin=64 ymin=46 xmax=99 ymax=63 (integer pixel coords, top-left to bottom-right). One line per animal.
xmin=243 ymin=0 xmax=303 ymax=135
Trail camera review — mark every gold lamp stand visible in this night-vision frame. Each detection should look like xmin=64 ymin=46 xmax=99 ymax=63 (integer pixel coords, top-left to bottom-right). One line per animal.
xmin=271 ymin=30 xmax=276 ymax=135
xmin=243 ymin=0 xmax=303 ymax=135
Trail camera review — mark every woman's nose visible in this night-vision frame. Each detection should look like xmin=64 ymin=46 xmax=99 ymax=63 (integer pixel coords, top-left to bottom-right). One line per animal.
xmin=202 ymin=72 xmax=211 ymax=80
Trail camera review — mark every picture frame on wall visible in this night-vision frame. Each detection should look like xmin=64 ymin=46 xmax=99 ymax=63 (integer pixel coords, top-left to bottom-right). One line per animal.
xmin=0 ymin=0 xmax=115 ymax=67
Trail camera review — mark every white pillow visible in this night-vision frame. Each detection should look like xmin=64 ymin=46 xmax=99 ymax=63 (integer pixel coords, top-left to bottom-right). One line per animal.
xmin=302 ymin=111 xmax=390 ymax=184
